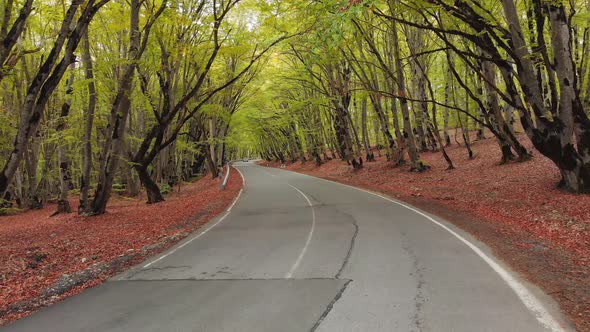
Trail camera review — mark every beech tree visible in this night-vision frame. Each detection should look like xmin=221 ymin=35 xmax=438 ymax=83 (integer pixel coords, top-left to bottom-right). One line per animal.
xmin=378 ymin=0 xmax=590 ymax=192
xmin=0 ymin=0 xmax=300 ymax=214
xmin=0 ymin=0 xmax=109 ymax=199
xmin=2 ymin=0 xmax=590 ymax=218
xmin=0 ymin=0 xmax=34 ymax=81
xmin=248 ymin=0 xmax=590 ymax=193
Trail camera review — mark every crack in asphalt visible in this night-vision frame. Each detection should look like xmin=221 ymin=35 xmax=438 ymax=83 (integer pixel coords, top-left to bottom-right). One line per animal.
xmin=282 ymin=188 xmax=358 ymax=280
xmin=335 ymin=213 xmax=359 ymax=280
xmin=122 ymin=265 xmax=191 ymax=279
xmin=305 ymin=203 xmax=358 ymax=280
xmin=113 ymin=277 xmax=349 ymax=282
xmin=401 ymin=231 xmax=426 ymax=332
xmin=309 ymin=279 xmax=352 ymax=332
xmin=303 ymin=205 xmax=357 ymax=331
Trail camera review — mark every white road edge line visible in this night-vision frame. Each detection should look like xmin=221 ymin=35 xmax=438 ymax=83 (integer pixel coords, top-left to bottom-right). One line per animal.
xmin=227 ymin=189 xmax=243 ymax=212
xmin=315 ymin=177 xmax=566 ymax=332
xmin=285 ymin=183 xmax=316 ymax=279
xmin=142 ymin=211 xmax=231 ymax=268
xmin=235 ymin=165 xmax=246 ymax=185
xmin=142 ymin=167 xmax=247 ymax=269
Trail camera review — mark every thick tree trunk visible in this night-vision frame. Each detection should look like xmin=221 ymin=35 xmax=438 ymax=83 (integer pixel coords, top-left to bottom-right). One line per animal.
xmin=406 ymin=26 xmax=431 ymax=152
xmin=390 ymin=90 xmax=406 ymax=166
xmin=369 ymin=94 xmax=396 ymax=160
xmin=13 ymin=168 xmax=24 ymax=208
xmin=206 ymin=146 xmax=219 ymax=179
xmin=373 ymin=117 xmax=382 ymax=154
xmin=348 ymin=113 xmax=363 ymax=163
xmin=135 ymin=166 xmax=164 ymax=204
xmin=91 ymin=0 xmax=141 ymax=215
xmin=325 ymin=62 xmax=362 ymax=170
xmin=209 ymin=117 xmax=218 ymax=168
xmin=413 ymin=109 xmax=428 ymax=152
xmin=392 ymin=20 xmax=428 ymax=171
xmin=501 ymin=0 xmax=590 ymax=192
xmin=53 ymin=64 xmax=75 ymax=215
xmin=79 ymin=30 xmax=96 ymax=214
xmin=481 ymin=55 xmax=531 ymax=162
xmin=333 ymin=106 xmax=361 ymax=169
xmin=289 ymin=123 xmax=306 ymax=163
xmin=24 ymin=139 xmax=41 ymax=209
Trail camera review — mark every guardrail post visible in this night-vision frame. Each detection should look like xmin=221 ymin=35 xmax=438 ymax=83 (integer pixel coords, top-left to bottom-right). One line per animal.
xmin=220 ymin=161 xmax=231 ymax=189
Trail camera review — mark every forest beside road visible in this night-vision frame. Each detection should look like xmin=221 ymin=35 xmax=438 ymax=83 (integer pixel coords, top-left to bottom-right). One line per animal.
xmin=1 ymin=0 xmax=590 ymax=330
xmin=2 ymin=162 xmax=578 ymax=331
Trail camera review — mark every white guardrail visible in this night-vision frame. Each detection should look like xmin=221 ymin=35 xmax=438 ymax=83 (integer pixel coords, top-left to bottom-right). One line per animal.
xmin=220 ymin=161 xmax=231 ymax=190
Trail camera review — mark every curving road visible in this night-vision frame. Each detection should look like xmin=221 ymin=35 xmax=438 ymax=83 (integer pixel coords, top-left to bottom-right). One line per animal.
xmin=4 ymin=161 xmax=572 ymax=332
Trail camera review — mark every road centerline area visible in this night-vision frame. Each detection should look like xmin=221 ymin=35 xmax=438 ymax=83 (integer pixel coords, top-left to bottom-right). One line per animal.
xmin=285 ymin=183 xmax=316 ymax=279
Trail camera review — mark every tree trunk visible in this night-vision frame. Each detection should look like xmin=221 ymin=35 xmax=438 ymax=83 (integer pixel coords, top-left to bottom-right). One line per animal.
xmin=481 ymin=54 xmax=531 ymax=162
xmin=24 ymin=139 xmax=41 ymax=209
xmin=135 ymin=166 xmax=164 ymax=204
xmin=418 ymin=57 xmax=454 ymax=170
xmin=360 ymin=97 xmax=375 ymax=161
xmin=0 ymin=0 xmax=34 ymax=82
xmin=326 ymin=62 xmax=362 ymax=170
xmin=0 ymin=0 xmax=104 ymax=197
xmin=369 ymin=93 xmax=396 ymax=160
xmin=443 ymin=71 xmax=452 ymax=146
xmin=458 ymin=112 xmax=474 ymax=159
xmin=91 ymin=0 xmax=141 ymax=215
xmin=499 ymin=0 xmax=590 ymax=192
xmin=53 ymin=64 xmax=75 ymax=215
xmin=406 ymin=25 xmax=432 ymax=153
xmin=390 ymin=87 xmax=406 ymax=166
xmin=392 ymin=20 xmax=428 ymax=171
xmin=79 ymin=29 xmax=97 ymax=214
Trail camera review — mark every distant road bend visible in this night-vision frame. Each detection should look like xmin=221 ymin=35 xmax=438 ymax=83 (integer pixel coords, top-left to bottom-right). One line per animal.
xmin=4 ymin=161 xmax=573 ymax=332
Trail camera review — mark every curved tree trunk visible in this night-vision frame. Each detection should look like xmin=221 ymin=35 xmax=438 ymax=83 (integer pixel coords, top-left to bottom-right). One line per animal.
xmin=500 ymin=0 xmax=590 ymax=192
xmin=135 ymin=166 xmax=164 ymax=204
xmin=91 ymin=0 xmax=142 ymax=215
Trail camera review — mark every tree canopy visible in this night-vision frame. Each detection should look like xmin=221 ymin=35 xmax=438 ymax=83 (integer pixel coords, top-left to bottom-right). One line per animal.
xmin=1 ymin=0 xmax=590 ymax=216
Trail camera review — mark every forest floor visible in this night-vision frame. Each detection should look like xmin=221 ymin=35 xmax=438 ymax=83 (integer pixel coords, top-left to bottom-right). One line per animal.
xmin=263 ymin=135 xmax=590 ymax=332
xmin=0 ymin=170 xmax=242 ymax=326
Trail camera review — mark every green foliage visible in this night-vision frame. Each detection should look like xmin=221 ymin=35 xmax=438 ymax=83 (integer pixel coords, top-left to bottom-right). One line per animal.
xmin=159 ymin=183 xmax=172 ymax=195
xmin=0 ymin=207 xmax=23 ymax=216
xmin=2 ymin=0 xmax=590 ymax=206
xmin=112 ymin=183 xmax=127 ymax=194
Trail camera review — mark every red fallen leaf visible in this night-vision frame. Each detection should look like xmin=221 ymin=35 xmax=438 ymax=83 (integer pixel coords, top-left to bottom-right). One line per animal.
xmin=0 ymin=170 xmax=242 ymax=322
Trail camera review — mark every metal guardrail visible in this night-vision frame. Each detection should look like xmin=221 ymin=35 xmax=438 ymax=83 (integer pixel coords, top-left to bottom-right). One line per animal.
xmin=220 ymin=161 xmax=231 ymax=190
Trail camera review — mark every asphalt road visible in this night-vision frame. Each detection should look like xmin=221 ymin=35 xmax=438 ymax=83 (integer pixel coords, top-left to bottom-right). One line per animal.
xmin=3 ymin=161 xmax=573 ymax=332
